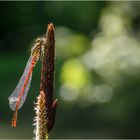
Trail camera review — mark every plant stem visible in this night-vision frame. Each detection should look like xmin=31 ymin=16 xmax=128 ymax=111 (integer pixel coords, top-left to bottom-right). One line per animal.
xmin=34 ymin=23 xmax=58 ymax=140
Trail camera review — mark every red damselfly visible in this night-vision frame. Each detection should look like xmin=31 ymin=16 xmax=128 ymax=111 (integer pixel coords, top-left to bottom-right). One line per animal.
xmin=8 ymin=38 xmax=46 ymax=127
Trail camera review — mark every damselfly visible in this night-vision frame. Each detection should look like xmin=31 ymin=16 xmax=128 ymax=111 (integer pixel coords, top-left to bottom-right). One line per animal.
xmin=8 ymin=37 xmax=46 ymax=127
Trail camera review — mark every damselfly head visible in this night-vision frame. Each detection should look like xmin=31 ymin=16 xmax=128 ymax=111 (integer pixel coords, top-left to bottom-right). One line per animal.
xmin=31 ymin=37 xmax=46 ymax=61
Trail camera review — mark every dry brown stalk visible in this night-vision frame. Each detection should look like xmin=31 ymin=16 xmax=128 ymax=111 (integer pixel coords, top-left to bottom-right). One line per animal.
xmin=34 ymin=23 xmax=58 ymax=140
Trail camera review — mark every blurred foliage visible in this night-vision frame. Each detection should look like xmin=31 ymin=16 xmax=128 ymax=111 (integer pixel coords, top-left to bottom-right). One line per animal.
xmin=1 ymin=1 xmax=140 ymax=139
xmin=0 ymin=1 xmax=106 ymax=52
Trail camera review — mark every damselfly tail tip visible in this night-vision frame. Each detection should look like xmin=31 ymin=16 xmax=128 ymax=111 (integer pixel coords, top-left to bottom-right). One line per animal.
xmin=11 ymin=109 xmax=18 ymax=128
xmin=11 ymin=121 xmax=16 ymax=128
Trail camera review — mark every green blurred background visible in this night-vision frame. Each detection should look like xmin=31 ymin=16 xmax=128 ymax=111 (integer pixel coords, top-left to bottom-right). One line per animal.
xmin=1 ymin=1 xmax=140 ymax=139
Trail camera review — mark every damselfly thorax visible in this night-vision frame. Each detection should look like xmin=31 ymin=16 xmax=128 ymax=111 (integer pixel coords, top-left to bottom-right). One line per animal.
xmin=31 ymin=37 xmax=46 ymax=63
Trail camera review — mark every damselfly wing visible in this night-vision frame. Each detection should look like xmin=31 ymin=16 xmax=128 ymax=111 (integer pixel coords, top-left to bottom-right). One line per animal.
xmin=8 ymin=56 xmax=33 ymax=111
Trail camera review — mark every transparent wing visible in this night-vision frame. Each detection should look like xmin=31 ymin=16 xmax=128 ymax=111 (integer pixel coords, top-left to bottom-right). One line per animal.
xmin=8 ymin=56 xmax=33 ymax=111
